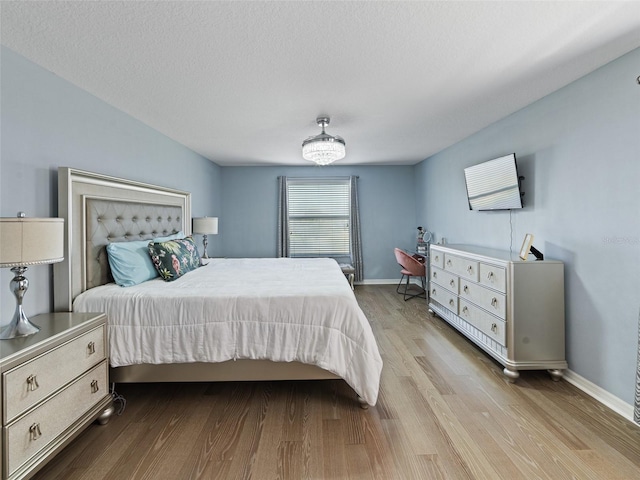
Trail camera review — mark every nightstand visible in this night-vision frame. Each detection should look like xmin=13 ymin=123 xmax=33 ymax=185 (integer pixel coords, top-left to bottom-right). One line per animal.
xmin=0 ymin=312 xmax=113 ymax=480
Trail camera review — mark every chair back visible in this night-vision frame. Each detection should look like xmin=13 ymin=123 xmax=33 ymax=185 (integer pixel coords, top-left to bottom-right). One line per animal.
xmin=394 ymin=248 xmax=425 ymax=276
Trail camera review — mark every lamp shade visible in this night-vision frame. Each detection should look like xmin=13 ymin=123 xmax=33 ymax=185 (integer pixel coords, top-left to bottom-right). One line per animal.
xmin=0 ymin=217 xmax=64 ymax=267
xmin=192 ymin=217 xmax=218 ymax=235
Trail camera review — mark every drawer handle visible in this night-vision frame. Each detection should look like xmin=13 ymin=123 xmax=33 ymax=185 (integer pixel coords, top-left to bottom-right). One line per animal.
xmin=435 ymin=255 xmax=440 ymax=262
xmin=88 ymin=341 xmax=96 ymax=355
xmin=491 ymin=297 xmax=498 ymax=308
xmin=26 ymin=374 xmax=39 ymax=391
xmin=431 ymin=288 xmax=436 ymax=295
xmin=91 ymin=380 xmax=100 ymax=394
xmin=487 ymin=271 xmax=494 ymax=280
xmin=449 ymin=299 xmax=455 ymax=307
xmin=450 ymin=279 xmax=455 ymax=287
xmin=29 ymin=423 xmax=42 ymax=441
xmin=432 ymin=271 xmax=437 ymax=278
xmin=463 ymin=285 xmax=469 ymax=293
xmin=467 ymin=265 xmax=474 ymax=274
xmin=446 ymin=259 xmax=452 ymax=266
xmin=491 ymin=323 xmax=498 ymax=334
xmin=462 ymin=306 xmax=469 ymax=315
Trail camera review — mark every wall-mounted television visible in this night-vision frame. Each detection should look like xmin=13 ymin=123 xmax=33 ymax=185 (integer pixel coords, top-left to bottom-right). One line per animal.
xmin=464 ymin=153 xmax=523 ymax=211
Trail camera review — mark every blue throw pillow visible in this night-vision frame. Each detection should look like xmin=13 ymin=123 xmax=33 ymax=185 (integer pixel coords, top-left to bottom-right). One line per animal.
xmin=107 ymin=232 xmax=183 ymax=287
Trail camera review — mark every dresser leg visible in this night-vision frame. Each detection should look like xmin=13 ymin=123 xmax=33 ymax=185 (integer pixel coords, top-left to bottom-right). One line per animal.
xmin=97 ymin=402 xmax=115 ymax=425
xmin=503 ymin=367 xmax=520 ymax=383
xmin=548 ymin=369 xmax=564 ymax=382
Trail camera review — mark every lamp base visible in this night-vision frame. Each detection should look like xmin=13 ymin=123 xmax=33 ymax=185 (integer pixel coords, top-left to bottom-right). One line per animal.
xmin=0 ymin=266 xmax=40 ymax=340
xmin=202 ymin=234 xmax=210 ymax=259
xmin=0 ymin=311 xmax=40 ymax=339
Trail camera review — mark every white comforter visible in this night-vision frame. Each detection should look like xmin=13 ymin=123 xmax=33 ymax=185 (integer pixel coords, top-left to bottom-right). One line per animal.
xmin=73 ymin=257 xmax=383 ymax=405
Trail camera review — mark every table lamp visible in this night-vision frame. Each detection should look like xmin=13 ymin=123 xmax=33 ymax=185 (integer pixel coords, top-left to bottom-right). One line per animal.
xmin=0 ymin=213 xmax=64 ymax=339
xmin=192 ymin=216 xmax=218 ymax=259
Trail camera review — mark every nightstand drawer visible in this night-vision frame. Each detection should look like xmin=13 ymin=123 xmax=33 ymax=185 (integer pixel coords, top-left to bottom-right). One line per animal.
xmin=3 ymin=325 xmax=105 ymax=423
xmin=6 ymin=360 xmax=108 ymax=477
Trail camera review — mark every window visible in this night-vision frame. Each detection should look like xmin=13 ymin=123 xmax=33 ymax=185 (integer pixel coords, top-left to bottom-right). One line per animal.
xmin=286 ymin=178 xmax=351 ymax=257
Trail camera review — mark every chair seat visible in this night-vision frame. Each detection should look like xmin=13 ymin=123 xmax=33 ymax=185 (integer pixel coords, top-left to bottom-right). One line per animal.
xmin=338 ymin=263 xmax=355 ymax=274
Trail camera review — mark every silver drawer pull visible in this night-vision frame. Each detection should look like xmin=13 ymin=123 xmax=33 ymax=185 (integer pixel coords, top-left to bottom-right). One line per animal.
xmin=29 ymin=423 xmax=42 ymax=441
xmin=449 ymin=299 xmax=455 ymax=306
xmin=450 ymin=279 xmax=455 ymax=287
xmin=446 ymin=259 xmax=452 ymax=266
xmin=487 ymin=271 xmax=494 ymax=280
xmin=431 ymin=288 xmax=436 ymax=295
xmin=432 ymin=271 xmax=437 ymax=278
xmin=467 ymin=265 xmax=473 ymax=274
xmin=91 ymin=380 xmax=100 ymax=394
xmin=491 ymin=323 xmax=498 ymax=333
xmin=26 ymin=374 xmax=39 ymax=391
xmin=87 ymin=341 xmax=96 ymax=355
xmin=491 ymin=297 xmax=498 ymax=308
xmin=463 ymin=285 xmax=469 ymax=293
xmin=462 ymin=306 xmax=469 ymax=315
xmin=435 ymin=255 xmax=440 ymax=262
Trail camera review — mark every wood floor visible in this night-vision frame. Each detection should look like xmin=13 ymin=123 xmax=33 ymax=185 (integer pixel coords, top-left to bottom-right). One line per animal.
xmin=34 ymin=285 xmax=640 ymax=480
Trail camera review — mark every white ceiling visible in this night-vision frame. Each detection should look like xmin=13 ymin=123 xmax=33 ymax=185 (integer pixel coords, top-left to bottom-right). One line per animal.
xmin=2 ymin=1 xmax=639 ymax=166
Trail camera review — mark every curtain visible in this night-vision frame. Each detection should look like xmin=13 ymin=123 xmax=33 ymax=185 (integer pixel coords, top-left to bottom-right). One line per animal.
xmin=350 ymin=176 xmax=363 ymax=282
xmin=635 ymin=306 xmax=640 ymax=424
xmin=276 ymin=176 xmax=289 ymax=257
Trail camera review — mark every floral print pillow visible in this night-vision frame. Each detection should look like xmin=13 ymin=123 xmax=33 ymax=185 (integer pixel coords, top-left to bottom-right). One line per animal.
xmin=148 ymin=236 xmax=201 ymax=281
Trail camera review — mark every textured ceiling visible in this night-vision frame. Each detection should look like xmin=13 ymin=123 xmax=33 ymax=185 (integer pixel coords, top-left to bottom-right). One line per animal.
xmin=2 ymin=1 xmax=639 ymax=166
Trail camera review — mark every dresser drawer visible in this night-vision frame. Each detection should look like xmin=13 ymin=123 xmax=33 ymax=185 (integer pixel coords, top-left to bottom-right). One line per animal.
xmin=459 ymin=281 xmax=506 ymax=319
xmin=3 ymin=325 xmax=105 ymax=423
xmin=6 ymin=361 xmax=108 ymax=477
xmin=479 ymin=263 xmax=506 ymax=293
xmin=430 ymin=285 xmax=458 ymax=314
xmin=444 ymin=254 xmax=479 ymax=282
xmin=430 ymin=267 xmax=458 ymax=294
xmin=459 ymin=299 xmax=506 ymax=346
xmin=430 ymin=249 xmax=444 ymax=269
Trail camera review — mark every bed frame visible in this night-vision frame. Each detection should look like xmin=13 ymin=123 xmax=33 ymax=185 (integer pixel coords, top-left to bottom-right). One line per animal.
xmin=53 ymin=168 xmax=342 ymax=387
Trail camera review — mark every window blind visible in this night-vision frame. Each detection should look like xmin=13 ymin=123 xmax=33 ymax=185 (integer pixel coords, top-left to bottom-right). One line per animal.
xmin=287 ymin=178 xmax=351 ymax=257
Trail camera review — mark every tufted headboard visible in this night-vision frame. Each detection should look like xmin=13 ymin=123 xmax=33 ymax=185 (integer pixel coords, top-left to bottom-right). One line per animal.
xmin=54 ymin=168 xmax=191 ymax=311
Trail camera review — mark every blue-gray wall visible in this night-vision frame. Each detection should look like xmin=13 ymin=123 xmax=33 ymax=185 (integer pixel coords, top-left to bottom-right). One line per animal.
xmin=415 ymin=47 xmax=640 ymax=406
xmin=0 ymin=47 xmax=223 ymax=323
xmin=220 ymin=166 xmax=417 ymax=280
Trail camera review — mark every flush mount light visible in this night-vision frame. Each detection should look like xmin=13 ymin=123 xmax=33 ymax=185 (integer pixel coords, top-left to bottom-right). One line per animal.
xmin=302 ymin=117 xmax=346 ymax=165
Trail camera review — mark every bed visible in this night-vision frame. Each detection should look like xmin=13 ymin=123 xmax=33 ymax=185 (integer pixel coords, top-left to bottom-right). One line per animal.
xmin=53 ymin=168 xmax=382 ymax=407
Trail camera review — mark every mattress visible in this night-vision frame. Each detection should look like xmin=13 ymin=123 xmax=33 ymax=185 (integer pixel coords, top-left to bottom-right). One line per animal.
xmin=73 ymin=257 xmax=383 ymax=405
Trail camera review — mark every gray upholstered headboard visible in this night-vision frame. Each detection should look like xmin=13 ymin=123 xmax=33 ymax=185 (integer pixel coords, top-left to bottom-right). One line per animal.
xmin=85 ymin=198 xmax=183 ymax=289
xmin=54 ymin=168 xmax=191 ymax=311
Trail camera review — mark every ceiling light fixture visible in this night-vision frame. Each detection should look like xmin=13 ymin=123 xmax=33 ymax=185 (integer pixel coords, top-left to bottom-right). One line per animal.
xmin=302 ymin=117 xmax=346 ymax=165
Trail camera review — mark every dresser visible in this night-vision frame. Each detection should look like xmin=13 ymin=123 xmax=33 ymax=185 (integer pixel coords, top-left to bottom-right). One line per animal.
xmin=1 ymin=312 xmax=113 ymax=480
xmin=429 ymin=244 xmax=567 ymax=381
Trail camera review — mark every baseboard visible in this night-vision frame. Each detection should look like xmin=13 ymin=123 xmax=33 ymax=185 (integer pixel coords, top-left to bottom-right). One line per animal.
xmin=357 ymin=278 xmax=424 ymax=286
xmin=357 ymin=279 xmax=397 ymax=285
xmin=563 ymin=369 xmax=637 ymax=425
